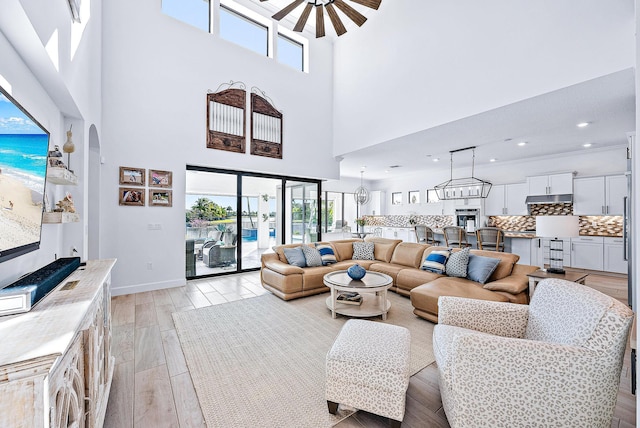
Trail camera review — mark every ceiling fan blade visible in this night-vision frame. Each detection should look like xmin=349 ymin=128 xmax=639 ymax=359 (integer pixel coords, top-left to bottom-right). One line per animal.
xmin=349 ymin=0 xmax=381 ymax=10
xmin=333 ymin=0 xmax=367 ymax=27
xmin=293 ymin=3 xmax=313 ymax=32
xmin=315 ymin=5 xmax=325 ymax=38
xmin=325 ymin=3 xmax=347 ymax=36
xmin=272 ymin=0 xmax=304 ymax=21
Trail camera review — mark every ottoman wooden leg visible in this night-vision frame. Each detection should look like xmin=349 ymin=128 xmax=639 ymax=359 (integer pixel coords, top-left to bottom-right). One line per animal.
xmin=390 ymin=418 xmax=402 ymax=428
xmin=327 ymin=400 xmax=339 ymax=414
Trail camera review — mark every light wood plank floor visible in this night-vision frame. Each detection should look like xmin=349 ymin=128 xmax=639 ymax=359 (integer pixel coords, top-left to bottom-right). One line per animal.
xmin=104 ymin=271 xmax=636 ymax=428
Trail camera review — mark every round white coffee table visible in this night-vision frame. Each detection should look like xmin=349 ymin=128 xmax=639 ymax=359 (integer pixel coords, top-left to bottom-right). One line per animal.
xmin=324 ymin=270 xmax=393 ymax=320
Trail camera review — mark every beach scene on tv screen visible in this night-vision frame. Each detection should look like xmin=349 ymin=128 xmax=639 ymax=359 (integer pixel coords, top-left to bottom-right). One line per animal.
xmin=0 ymin=92 xmax=48 ymax=253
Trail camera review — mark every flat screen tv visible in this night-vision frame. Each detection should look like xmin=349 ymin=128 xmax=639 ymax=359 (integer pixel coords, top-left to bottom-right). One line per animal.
xmin=0 ymin=85 xmax=49 ymax=263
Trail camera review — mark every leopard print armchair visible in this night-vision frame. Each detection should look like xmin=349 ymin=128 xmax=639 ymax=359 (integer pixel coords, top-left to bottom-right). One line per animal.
xmin=433 ymin=278 xmax=633 ymax=428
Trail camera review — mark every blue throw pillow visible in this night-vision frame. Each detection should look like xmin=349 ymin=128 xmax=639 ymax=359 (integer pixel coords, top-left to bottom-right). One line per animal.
xmin=467 ymin=254 xmax=501 ymax=284
xmin=283 ymin=247 xmax=306 ymax=267
xmin=421 ymin=250 xmax=450 ymax=274
xmin=315 ymin=243 xmax=337 ymax=265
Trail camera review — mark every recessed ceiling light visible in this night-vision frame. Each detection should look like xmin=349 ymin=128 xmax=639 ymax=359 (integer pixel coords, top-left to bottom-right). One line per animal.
xmin=433 ymin=158 xmax=439 ymax=162
xmin=583 ymin=143 xmax=592 ymax=148
xmin=518 ymin=141 xmax=527 ymax=146
xmin=490 ymin=158 xmax=497 ymax=162
xmin=577 ymin=122 xmax=590 ymax=128
xmin=385 ymin=170 xmax=389 ymax=173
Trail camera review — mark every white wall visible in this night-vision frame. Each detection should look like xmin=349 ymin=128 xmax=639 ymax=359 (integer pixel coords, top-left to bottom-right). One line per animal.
xmin=101 ymin=0 xmax=337 ymax=294
xmin=333 ymin=0 xmax=635 ymax=155
xmin=0 ymin=0 xmax=102 ymax=285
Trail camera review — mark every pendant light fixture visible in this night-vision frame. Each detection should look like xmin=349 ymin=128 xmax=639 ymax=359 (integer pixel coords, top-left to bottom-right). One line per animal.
xmin=434 ymin=146 xmax=492 ymax=200
xmin=354 ymin=169 xmax=370 ymax=207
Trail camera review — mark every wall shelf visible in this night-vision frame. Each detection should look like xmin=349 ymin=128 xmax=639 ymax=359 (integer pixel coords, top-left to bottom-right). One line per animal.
xmin=42 ymin=212 xmax=80 ymax=223
xmin=47 ymin=167 xmax=78 ymax=185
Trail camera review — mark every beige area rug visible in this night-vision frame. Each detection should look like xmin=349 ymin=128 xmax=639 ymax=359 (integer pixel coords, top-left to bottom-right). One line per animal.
xmin=172 ymin=291 xmax=435 ymax=428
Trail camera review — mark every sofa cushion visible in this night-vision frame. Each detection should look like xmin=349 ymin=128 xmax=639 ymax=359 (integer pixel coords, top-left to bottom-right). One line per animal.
xmin=315 ymin=243 xmax=337 ymax=265
xmin=410 ymin=278 xmax=509 ymax=319
xmin=283 ymin=247 xmax=306 ymax=267
xmin=301 ymin=266 xmax=335 ymax=291
xmin=364 ymin=237 xmax=402 ymax=262
xmin=472 ymin=250 xmax=520 ymax=282
xmin=467 ymin=254 xmax=501 ymax=284
xmin=272 ymin=243 xmax=304 ymax=263
xmin=301 ymin=245 xmax=323 ymax=267
xmin=421 ymin=250 xmax=450 ymax=274
xmin=395 ymin=268 xmax=445 ymax=292
xmin=368 ymin=262 xmax=406 ymax=283
xmin=330 ymin=239 xmax=360 ymax=261
xmin=390 ymin=242 xmax=430 ymax=268
xmin=446 ymin=247 xmax=470 ymax=278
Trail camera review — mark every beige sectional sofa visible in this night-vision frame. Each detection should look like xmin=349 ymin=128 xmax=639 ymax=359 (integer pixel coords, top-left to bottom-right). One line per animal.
xmin=260 ymin=237 xmax=538 ymax=322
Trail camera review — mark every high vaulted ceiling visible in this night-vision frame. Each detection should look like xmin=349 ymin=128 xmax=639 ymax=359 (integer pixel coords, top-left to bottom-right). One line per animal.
xmin=338 ymin=69 xmax=635 ymax=180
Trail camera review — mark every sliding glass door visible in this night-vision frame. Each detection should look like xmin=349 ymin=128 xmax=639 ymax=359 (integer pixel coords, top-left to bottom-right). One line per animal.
xmin=286 ymin=181 xmax=320 ymax=244
xmin=240 ymin=176 xmax=281 ymax=270
xmin=186 ymin=166 xmax=320 ymax=279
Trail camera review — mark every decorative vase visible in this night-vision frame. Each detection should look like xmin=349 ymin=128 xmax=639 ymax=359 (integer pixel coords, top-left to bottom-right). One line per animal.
xmin=347 ymin=264 xmax=366 ymax=280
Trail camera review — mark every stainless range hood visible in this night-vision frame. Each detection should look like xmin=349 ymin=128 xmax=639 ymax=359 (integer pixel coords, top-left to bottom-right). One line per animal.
xmin=525 ymin=194 xmax=573 ymax=204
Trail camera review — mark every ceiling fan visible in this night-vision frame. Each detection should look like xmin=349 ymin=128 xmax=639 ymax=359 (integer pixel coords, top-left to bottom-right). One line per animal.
xmin=262 ymin=0 xmax=381 ymax=38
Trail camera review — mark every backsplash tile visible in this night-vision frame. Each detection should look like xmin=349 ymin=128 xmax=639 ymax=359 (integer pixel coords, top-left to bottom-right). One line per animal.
xmin=489 ymin=214 xmax=623 ymax=237
xmin=364 ymin=202 xmax=623 ymax=237
xmin=364 ymin=215 xmax=454 ymax=229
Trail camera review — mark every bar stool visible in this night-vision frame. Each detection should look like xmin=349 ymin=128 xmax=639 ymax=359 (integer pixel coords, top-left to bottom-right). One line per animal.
xmin=476 ymin=227 xmax=505 ymax=251
xmin=414 ymin=225 xmax=441 ymax=245
xmin=443 ymin=226 xmax=472 ymax=248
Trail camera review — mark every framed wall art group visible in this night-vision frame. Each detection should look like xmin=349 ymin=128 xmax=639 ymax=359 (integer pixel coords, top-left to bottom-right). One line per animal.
xmin=118 ymin=167 xmax=173 ymax=207
xmin=206 ymin=81 xmax=283 ymax=159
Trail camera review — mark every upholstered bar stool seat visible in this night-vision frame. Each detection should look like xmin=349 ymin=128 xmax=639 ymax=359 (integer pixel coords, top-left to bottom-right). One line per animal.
xmin=326 ymin=319 xmax=411 ymax=427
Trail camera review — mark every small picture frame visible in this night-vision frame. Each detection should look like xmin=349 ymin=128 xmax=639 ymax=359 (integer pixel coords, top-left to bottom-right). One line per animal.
xmin=391 ymin=192 xmax=402 ymax=205
xmin=119 ymin=167 xmax=145 ymax=186
xmin=409 ymin=191 xmax=420 ymax=204
xmin=149 ymin=189 xmax=172 ymax=207
xmin=149 ymin=169 xmax=172 ymax=188
xmin=119 ymin=187 xmax=145 ymax=206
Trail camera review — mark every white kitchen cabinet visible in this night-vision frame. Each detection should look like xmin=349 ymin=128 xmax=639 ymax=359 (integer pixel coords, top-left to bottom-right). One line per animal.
xmin=505 ymin=183 xmax=528 ymax=215
xmin=605 ymin=175 xmax=627 ymax=215
xmin=571 ymin=237 xmax=604 ymax=271
xmin=527 ymin=173 xmax=573 ymax=195
xmin=530 ymin=237 xmax=543 ymax=268
xmin=484 ymin=184 xmax=505 ymax=216
xmin=574 ymin=175 xmax=627 ymax=215
xmin=604 ymin=237 xmax=627 ymax=274
xmin=484 ymin=183 xmax=527 ymax=215
xmin=509 ymin=237 xmax=532 ymax=265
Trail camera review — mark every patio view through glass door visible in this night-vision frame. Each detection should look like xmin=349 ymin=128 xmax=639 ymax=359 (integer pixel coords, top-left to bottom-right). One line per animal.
xmin=240 ymin=176 xmax=281 ymax=270
xmin=286 ymin=181 xmax=320 ymax=244
xmin=185 ymin=169 xmax=239 ymax=277
xmin=186 ymin=166 xmax=321 ymax=279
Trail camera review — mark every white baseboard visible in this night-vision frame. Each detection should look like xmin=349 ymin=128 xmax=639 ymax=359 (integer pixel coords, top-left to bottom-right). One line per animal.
xmin=110 ymin=278 xmax=186 ymax=296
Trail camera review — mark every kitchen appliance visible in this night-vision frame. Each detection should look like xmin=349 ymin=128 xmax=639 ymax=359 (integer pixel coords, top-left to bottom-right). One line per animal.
xmin=456 ymin=209 xmax=480 ymax=232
